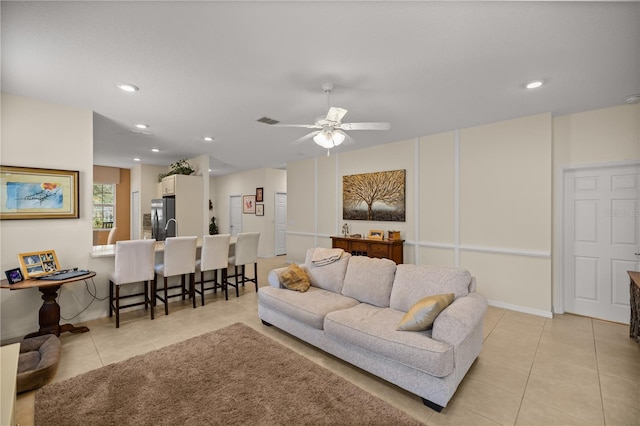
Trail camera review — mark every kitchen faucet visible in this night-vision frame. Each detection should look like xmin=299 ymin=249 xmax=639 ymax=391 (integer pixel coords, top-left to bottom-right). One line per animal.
xmin=165 ymin=218 xmax=178 ymax=237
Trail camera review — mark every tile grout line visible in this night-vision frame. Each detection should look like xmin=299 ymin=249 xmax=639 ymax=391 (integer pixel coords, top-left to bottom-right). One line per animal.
xmin=511 ymin=316 xmax=546 ymax=425
xmin=89 ymin=330 xmax=106 ymax=368
xmin=591 ymin=318 xmax=607 ymax=425
xmin=482 ymin=308 xmax=507 ymax=342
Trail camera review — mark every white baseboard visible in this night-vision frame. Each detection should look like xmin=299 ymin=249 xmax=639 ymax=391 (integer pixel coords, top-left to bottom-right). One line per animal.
xmin=487 ymin=299 xmax=553 ymax=319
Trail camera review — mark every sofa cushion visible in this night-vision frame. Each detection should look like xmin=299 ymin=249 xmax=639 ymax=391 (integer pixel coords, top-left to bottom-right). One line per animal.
xmin=303 ymin=249 xmax=351 ymax=293
xmin=341 ymin=256 xmax=396 ymax=307
xmin=258 ymin=286 xmax=359 ymax=330
xmin=280 ymin=263 xmax=310 ymax=292
xmin=397 ymin=293 xmax=455 ymax=331
xmin=390 ymin=265 xmax=471 ymax=312
xmin=324 ymin=304 xmax=454 ymax=377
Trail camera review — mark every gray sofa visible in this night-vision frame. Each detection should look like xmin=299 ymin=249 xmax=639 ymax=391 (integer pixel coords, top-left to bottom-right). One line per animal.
xmin=257 ymin=248 xmax=488 ymax=412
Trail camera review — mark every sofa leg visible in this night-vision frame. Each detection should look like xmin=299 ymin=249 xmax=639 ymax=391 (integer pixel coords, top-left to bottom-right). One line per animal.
xmin=261 ymin=320 xmax=272 ymax=327
xmin=421 ymin=398 xmax=443 ymax=412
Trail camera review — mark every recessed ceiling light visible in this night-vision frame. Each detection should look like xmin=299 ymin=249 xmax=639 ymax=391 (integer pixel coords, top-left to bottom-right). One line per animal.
xmin=208 ymin=169 xmax=212 ymax=172
xmin=525 ymin=80 xmax=544 ymax=89
xmin=117 ymin=83 xmax=139 ymax=92
xmin=204 ymin=137 xmax=213 ymax=142
xmin=135 ymin=123 xmax=148 ymax=129
xmin=151 ymin=148 xmax=160 ymax=153
xmin=134 ymin=158 xmax=141 ymax=162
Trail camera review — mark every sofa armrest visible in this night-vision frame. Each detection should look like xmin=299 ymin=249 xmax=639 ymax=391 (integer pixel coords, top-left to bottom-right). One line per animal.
xmin=432 ymin=292 xmax=487 ymax=346
xmin=267 ymin=267 xmax=289 ymax=288
xmin=468 ymin=276 xmax=477 ymax=293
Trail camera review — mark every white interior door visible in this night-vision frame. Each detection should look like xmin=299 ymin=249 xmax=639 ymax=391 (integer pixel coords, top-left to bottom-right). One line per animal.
xmin=229 ymin=195 xmax=242 ymax=237
xmin=275 ymin=192 xmax=287 ymax=255
xmin=563 ymin=164 xmax=639 ymax=323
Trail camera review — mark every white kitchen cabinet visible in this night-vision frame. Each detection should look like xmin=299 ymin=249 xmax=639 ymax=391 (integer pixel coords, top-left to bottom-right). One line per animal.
xmin=161 ymin=174 xmax=176 ymax=196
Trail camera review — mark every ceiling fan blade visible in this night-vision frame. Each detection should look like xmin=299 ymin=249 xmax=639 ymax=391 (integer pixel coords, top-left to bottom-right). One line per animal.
xmin=272 ymin=124 xmax=321 ymax=129
xmin=343 ymin=133 xmax=355 ymax=145
xmin=339 ymin=122 xmax=391 ymax=131
xmin=326 ymin=107 xmax=348 ymax=123
xmin=290 ymin=131 xmax=320 ymax=145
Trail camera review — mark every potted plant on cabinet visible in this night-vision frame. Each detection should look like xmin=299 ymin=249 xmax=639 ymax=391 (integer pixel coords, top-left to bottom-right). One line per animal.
xmin=158 ymin=159 xmax=195 ymax=182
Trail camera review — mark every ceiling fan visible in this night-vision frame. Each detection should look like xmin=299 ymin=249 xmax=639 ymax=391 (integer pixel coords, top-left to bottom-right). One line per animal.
xmin=272 ymin=83 xmax=391 ymax=155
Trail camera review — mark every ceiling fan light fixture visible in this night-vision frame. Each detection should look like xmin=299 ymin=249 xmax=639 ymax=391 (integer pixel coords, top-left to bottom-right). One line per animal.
xmin=333 ymin=129 xmax=346 ymax=146
xmin=313 ymin=128 xmax=345 ymax=149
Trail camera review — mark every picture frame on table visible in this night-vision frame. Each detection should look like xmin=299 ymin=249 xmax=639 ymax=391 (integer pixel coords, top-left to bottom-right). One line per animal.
xmin=255 ymin=203 xmax=264 ymax=216
xmin=243 ymin=195 xmax=256 ymax=214
xmin=4 ymin=268 xmax=24 ymax=284
xmin=256 ymin=187 xmax=263 ymax=202
xmin=18 ymin=250 xmax=60 ymax=278
xmin=0 ymin=165 xmax=79 ymax=220
xmin=368 ymin=230 xmax=384 ymax=240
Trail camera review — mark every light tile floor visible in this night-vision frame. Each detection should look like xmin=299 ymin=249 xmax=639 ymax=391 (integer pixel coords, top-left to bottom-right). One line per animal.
xmin=14 ymin=257 xmax=640 ymax=425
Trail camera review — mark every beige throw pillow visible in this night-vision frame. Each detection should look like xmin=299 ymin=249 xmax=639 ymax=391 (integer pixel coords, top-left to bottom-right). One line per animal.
xmin=280 ymin=263 xmax=310 ymax=292
xmin=396 ymin=293 xmax=455 ymax=331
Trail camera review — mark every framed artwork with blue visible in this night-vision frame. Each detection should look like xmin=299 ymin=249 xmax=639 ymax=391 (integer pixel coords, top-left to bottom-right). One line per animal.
xmin=0 ymin=165 xmax=79 ymax=219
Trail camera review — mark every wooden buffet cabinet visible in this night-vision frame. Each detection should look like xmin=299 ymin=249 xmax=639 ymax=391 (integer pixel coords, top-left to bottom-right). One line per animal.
xmin=331 ymin=236 xmax=404 ymax=264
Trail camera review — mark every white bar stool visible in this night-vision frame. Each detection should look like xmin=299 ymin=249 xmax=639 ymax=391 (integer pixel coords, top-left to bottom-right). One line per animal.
xmin=227 ymin=232 xmax=260 ymax=297
xmin=152 ymin=236 xmax=197 ymax=317
xmin=109 ymin=239 xmax=156 ymax=328
xmin=195 ymin=234 xmax=231 ymax=304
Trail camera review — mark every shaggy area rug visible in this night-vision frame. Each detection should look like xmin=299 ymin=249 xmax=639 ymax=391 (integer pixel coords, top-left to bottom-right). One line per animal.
xmin=35 ymin=322 xmax=424 ymax=425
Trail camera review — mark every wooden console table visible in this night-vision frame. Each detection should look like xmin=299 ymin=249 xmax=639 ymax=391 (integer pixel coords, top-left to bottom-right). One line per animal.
xmin=331 ymin=236 xmax=404 ymax=264
xmin=1 ymin=271 xmax=96 ymax=338
xmin=628 ymin=271 xmax=640 ymax=343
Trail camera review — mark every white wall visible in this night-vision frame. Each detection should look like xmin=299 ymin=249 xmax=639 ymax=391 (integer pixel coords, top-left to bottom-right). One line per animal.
xmin=552 ymin=103 xmax=640 ymax=313
xmin=553 ymin=104 xmax=639 ymax=166
xmin=458 ymin=114 xmax=552 ymax=315
xmin=288 ymin=109 xmax=640 ymax=317
xmin=130 ymin=163 xmax=167 ymax=239
xmin=1 ymin=93 xmax=94 ymax=340
xmin=212 ymin=167 xmax=286 ymax=257
xmin=285 ymin=105 xmax=639 ymax=317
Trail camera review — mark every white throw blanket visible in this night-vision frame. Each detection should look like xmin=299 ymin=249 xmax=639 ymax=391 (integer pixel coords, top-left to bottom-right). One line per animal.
xmin=311 ymin=248 xmax=344 ymax=266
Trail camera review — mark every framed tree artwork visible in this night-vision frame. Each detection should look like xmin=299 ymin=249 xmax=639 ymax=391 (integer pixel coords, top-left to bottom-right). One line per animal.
xmin=343 ymin=169 xmax=405 ymax=221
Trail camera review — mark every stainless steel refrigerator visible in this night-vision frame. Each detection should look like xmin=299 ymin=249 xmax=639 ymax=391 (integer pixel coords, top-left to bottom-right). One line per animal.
xmin=151 ymin=197 xmax=176 ymax=241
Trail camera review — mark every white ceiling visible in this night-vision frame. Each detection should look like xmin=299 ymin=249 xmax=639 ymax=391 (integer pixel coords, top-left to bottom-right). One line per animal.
xmin=2 ymin=1 xmax=639 ymax=176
